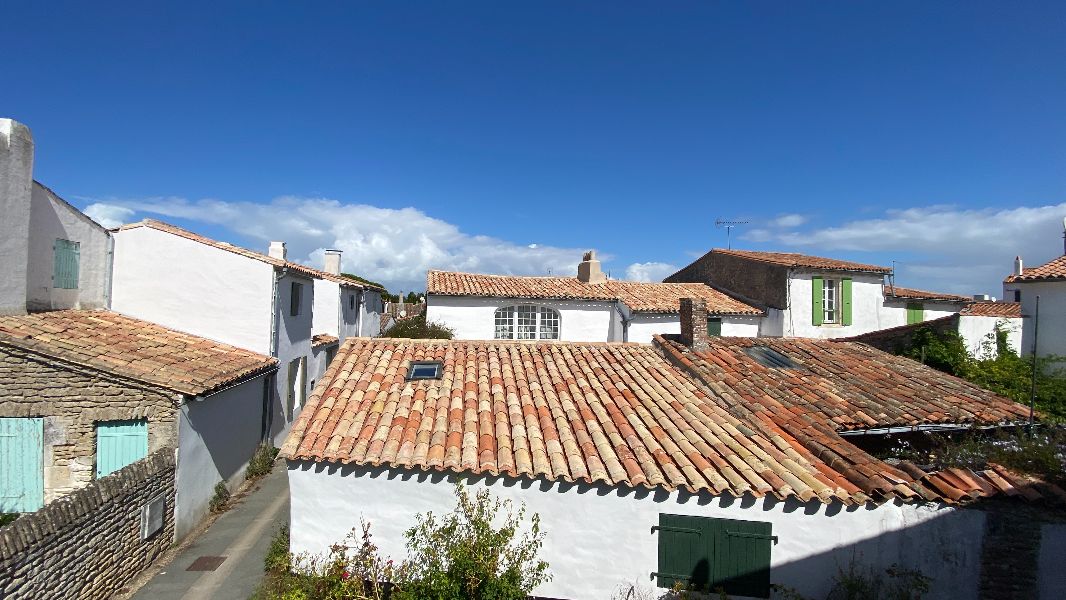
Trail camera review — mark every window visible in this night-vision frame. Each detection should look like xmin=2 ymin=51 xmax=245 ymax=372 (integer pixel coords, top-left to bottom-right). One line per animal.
xmin=1014 ymin=289 xmax=1021 ymax=303
xmin=407 ymin=361 xmax=443 ymax=380
xmin=811 ymin=276 xmax=852 ymax=326
xmin=286 ymin=358 xmax=305 ymax=420
xmin=290 ymin=282 xmax=303 ymax=316
xmin=349 ymin=294 xmax=356 ymax=310
xmin=707 ymin=317 xmax=722 ymax=337
xmin=493 ymin=305 xmax=561 ymax=340
xmin=53 ymin=239 xmax=80 ymax=289
xmin=96 ymin=419 xmax=148 ymax=478
xmin=906 ymin=302 xmax=924 ymax=325
xmin=653 ymin=513 xmax=774 ymax=597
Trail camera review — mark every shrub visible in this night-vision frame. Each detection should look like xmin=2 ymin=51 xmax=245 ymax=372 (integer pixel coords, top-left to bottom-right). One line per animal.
xmin=248 ymin=444 xmax=281 ymax=479
xmin=0 ymin=513 xmax=18 ymax=527
xmin=209 ymin=481 xmax=231 ymax=513
xmin=383 ymin=314 xmax=454 ymax=340
xmin=826 ymin=560 xmax=930 ymax=600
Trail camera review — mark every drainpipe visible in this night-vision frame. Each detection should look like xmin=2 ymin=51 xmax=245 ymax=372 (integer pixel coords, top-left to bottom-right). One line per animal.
xmin=614 ymin=300 xmax=632 ymax=342
xmin=262 ymin=266 xmax=286 ymax=442
xmin=103 ymin=233 xmax=115 ymax=309
xmin=354 ymin=288 xmax=364 ymax=337
xmin=1028 ymin=295 xmax=1040 ymax=433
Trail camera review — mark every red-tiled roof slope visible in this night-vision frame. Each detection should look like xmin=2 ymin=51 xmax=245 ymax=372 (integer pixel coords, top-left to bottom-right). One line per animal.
xmin=283 ymin=337 xmax=902 ymax=504
xmin=710 ymin=249 xmax=892 ymax=274
xmin=116 ymin=219 xmax=383 ymax=291
xmin=1005 ymin=255 xmax=1066 ymax=283
xmin=961 ymin=302 xmax=1023 ymax=318
xmin=887 ymin=286 xmax=970 ymax=302
xmin=0 ymin=310 xmax=277 ymax=396
xmin=312 ymin=334 xmax=339 ymax=348
xmin=426 ymin=271 xmax=762 ymax=315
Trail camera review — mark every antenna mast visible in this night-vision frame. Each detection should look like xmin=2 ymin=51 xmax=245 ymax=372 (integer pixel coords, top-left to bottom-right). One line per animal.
xmin=715 ymin=219 xmax=750 ymax=250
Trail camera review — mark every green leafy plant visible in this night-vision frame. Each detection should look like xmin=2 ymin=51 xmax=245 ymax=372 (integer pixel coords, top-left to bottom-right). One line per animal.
xmin=393 ymin=483 xmax=550 ymax=600
xmin=0 ymin=513 xmax=18 ymax=527
xmin=383 ymin=314 xmax=454 ymax=340
xmin=209 ymin=481 xmax=231 ymax=513
xmin=826 ymin=560 xmax=930 ymax=600
xmin=248 ymin=444 xmax=281 ymax=479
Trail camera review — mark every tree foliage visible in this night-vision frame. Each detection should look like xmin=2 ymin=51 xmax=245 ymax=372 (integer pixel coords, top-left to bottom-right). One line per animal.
xmin=384 ymin=314 xmax=454 ymax=340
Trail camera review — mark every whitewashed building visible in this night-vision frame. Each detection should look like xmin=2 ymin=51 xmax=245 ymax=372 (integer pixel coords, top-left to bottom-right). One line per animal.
xmin=666 ymin=249 xmax=971 ymax=338
xmin=1004 ymin=249 xmax=1066 ymax=359
xmin=283 ymin=299 xmax=1058 ymax=600
xmin=308 ymin=249 xmax=385 ymax=385
xmin=426 ymin=252 xmax=764 ymax=342
xmin=1 ymin=119 xmax=112 ymax=315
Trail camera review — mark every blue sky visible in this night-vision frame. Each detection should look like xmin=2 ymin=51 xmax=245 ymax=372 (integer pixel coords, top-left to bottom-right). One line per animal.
xmin=5 ymin=1 xmax=1065 ymax=294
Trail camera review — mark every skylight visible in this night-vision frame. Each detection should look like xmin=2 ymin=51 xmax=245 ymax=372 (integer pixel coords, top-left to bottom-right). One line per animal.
xmin=743 ymin=346 xmax=798 ymax=369
xmin=407 ymin=361 xmax=443 ymax=380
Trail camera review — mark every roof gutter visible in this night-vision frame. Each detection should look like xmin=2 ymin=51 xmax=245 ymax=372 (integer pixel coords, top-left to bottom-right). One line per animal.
xmin=837 ymin=421 xmax=1028 ymax=436
xmin=190 ymin=364 xmax=280 ymax=403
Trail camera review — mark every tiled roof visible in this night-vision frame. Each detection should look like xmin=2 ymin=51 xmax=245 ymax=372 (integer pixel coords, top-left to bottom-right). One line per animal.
xmin=281 ymin=335 xmax=1037 ymax=505
xmin=426 ymin=271 xmax=763 ymax=315
xmin=886 ymin=286 xmax=970 ymax=302
xmin=1005 ymin=255 xmax=1066 ymax=283
xmin=711 ymin=249 xmax=892 ymax=273
xmin=961 ymin=302 xmax=1023 ymax=318
xmin=312 ymin=334 xmax=340 ymax=348
xmin=0 ymin=310 xmax=277 ymax=397
xmin=116 ymin=219 xmax=381 ymax=290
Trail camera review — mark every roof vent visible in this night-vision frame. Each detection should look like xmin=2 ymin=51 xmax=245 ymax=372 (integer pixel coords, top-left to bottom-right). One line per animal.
xmin=406 ymin=361 xmax=443 ymax=381
xmin=744 ymin=346 xmax=798 ymax=369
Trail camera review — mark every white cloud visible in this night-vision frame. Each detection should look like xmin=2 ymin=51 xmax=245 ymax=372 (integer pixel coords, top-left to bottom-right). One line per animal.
xmin=83 ymin=196 xmax=594 ymax=292
xmin=745 ymin=202 xmax=1066 ymax=294
xmin=83 ymin=203 xmax=134 ymax=228
xmin=770 ymin=214 xmax=807 ymax=228
xmin=625 ymin=261 xmax=678 ymax=282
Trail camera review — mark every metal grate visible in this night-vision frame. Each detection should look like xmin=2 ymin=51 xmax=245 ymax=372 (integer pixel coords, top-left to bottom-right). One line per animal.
xmin=186 ymin=556 xmax=227 ymax=571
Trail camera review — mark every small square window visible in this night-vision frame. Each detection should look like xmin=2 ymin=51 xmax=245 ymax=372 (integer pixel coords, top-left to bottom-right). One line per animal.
xmin=407 ymin=361 xmax=443 ymax=380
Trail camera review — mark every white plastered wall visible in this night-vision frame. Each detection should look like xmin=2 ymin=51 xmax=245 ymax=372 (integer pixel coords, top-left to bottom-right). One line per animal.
xmin=0 ymin=119 xmax=33 ymax=315
xmin=288 ymin=463 xmax=986 ymax=600
xmin=627 ymin=314 xmax=761 ymax=343
xmin=784 ymin=272 xmax=887 ymax=338
xmin=1004 ymin=280 xmax=1066 ymax=358
xmin=427 ymin=295 xmax=614 ymax=342
xmin=312 ymin=279 xmax=341 ymax=338
xmin=175 ymin=375 xmax=267 ymax=540
xmin=880 ymin=300 xmax=965 ymax=331
xmin=360 ymin=290 xmax=383 ymax=338
xmin=272 ymin=272 xmax=314 ymax=446
xmin=111 ymin=226 xmax=275 ymax=354
xmin=958 ymin=315 xmax=1025 ymax=359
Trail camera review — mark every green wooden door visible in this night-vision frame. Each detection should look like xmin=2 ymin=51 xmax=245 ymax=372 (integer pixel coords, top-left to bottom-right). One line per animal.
xmin=96 ymin=419 xmax=148 ymax=477
xmin=0 ymin=418 xmax=44 ymax=513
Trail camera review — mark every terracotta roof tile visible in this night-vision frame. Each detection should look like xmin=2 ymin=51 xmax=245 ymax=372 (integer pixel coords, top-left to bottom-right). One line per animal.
xmin=961 ymin=302 xmax=1023 ymax=318
xmin=312 ymin=334 xmax=339 ymax=348
xmin=887 ymin=286 xmax=970 ymax=302
xmin=710 ymin=249 xmax=892 ymax=273
xmin=0 ymin=310 xmax=277 ymax=396
xmin=426 ymin=271 xmax=762 ymax=315
xmin=1005 ymin=255 xmax=1066 ymax=283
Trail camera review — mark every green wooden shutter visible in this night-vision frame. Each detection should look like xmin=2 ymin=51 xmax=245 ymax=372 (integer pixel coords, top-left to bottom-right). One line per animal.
xmin=841 ymin=278 xmax=853 ymax=326
xmin=707 ymin=317 xmax=722 ymax=337
xmin=655 ymin=514 xmax=773 ymax=598
xmin=811 ymin=276 xmax=824 ymax=326
xmin=96 ymin=419 xmax=148 ymax=477
xmin=654 ymin=514 xmax=708 ymax=590
xmin=53 ymin=239 xmax=81 ymax=289
xmin=0 ymin=418 xmax=44 ymax=513
xmin=907 ymin=302 xmax=923 ymax=325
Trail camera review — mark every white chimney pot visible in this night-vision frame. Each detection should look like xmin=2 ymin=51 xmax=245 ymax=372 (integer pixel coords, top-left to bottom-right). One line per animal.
xmin=269 ymin=241 xmax=287 ymax=261
xmin=1014 ymin=256 xmax=1024 ymax=276
xmin=323 ymin=249 xmax=342 ymax=275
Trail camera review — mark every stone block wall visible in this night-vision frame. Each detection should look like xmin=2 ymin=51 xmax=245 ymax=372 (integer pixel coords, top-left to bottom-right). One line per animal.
xmin=0 ymin=449 xmax=175 ymax=599
xmin=665 ymin=250 xmax=787 ymax=309
xmin=842 ymin=314 xmax=959 ymax=354
xmin=0 ymin=344 xmax=178 ymax=501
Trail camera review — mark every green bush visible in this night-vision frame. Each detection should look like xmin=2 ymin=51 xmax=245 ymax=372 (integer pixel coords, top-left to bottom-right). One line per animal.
xmin=248 ymin=444 xmax=281 ymax=479
xmin=383 ymin=314 xmax=454 ymax=340
xmin=0 ymin=513 xmax=18 ymax=527
xmin=209 ymin=481 xmax=231 ymax=513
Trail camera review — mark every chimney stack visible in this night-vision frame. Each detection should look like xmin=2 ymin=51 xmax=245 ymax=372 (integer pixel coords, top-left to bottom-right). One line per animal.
xmin=576 ymin=250 xmax=606 ymax=284
xmin=0 ymin=119 xmax=35 ymax=315
xmin=1014 ymin=256 xmax=1024 ymax=277
xmin=323 ymin=249 xmax=342 ymax=275
xmin=679 ymin=298 xmax=710 ymax=352
xmin=269 ymin=241 xmax=287 ymax=261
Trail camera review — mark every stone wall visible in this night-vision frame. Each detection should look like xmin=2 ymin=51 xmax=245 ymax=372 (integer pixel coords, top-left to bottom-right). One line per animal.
xmin=0 ymin=449 xmax=175 ymax=600
xmin=0 ymin=344 xmax=178 ymax=502
xmin=665 ymin=250 xmax=787 ymax=309
xmin=841 ymin=314 xmax=959 ymax=354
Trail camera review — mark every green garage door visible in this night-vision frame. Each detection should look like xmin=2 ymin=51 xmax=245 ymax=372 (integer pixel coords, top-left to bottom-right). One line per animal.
xmin=96 ymin=419 xmax=148 ymax=477
xmin=0 ymin=418 xmax=44 ymax=513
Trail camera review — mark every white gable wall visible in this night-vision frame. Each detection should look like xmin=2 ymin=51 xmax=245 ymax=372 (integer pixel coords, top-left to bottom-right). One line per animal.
xmin=360 ymin=290 xmax=383 ymax=338
xmin=312 ymin=279 xmax=341 ymax=338
xmin=288 ymin=463 xmax=985 ymax=600
xmin=111 ymin=226 xmax=275 ymax=354
xmin=427 ymin=295 xmax=614 ymax=342
xmin=273 ymin=272 xmax=314 ymax=446
xmin=1004 ymin=280 xmax=1066 ymax=358
xmin=785 ymin=272 xmax=886 ymax=338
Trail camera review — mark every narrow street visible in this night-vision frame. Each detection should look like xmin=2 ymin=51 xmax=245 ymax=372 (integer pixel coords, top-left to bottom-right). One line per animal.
xmin=128 ymin=465 xmax=289 ymax=600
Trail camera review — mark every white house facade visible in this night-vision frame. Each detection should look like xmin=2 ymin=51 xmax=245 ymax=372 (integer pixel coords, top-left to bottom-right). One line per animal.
xmin=1004 ymin=253 xmax=1066 ymax=359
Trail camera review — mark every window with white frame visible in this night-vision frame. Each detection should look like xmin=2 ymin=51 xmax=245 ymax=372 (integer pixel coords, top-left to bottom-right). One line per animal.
xmin=822 ymin=278 xmax=841 ymax=324
xmin=494 ymin=305 xmax=561 ymax=340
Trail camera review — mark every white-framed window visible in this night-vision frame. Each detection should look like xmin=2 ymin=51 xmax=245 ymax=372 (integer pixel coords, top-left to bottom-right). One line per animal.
xmin=494 ymin=305 xmax=561 ymax=340
xmin=822 ymin=278 xmax=840 ymax=324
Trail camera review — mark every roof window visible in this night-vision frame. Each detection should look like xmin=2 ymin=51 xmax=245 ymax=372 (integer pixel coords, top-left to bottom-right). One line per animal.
xmin=744 ymin=346 xmax=798 ymax=369
xmin=407 ymin=361 xmax=443 ymax=381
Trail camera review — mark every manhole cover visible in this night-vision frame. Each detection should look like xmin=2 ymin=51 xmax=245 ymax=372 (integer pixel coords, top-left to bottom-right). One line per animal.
xmin=186 ymin=556 xmax=227 ymax=571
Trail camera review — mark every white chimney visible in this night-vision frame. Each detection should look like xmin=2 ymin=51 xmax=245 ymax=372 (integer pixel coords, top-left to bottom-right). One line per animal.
xmin=0 ymin=119 xmax=35 ymax=315
xmin=576 ymin=250 xmax=606 ymax=284
xmin=1014 ymin=256 xmax=1024 ymax=276
xmin=268 ymin=241 xmax=287 ymax=260
xmin=323 ymin=249 xmax=342 ymax=275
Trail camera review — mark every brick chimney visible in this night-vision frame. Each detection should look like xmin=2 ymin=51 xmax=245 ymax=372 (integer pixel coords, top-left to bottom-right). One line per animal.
xmin=577 ymin=250 xmax=606 ymax=284
xmin=323 ymin=249 xmax=342 ymax=275
xmin=268 ymin=241 xmax=287 ymax=261
xmin=679 ymin=298 xmax=709 ymax=352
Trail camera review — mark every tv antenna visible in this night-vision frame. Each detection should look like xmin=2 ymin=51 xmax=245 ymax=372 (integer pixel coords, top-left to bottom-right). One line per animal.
xmin=715 ymin=219 xmax=749 ymax=250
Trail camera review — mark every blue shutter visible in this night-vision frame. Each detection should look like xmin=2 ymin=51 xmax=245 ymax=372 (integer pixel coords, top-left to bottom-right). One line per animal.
xmin=96 ymin=419 xmax=148 ymax=477
xmin=53 ymin=239 xmax=81 ymax=289
xmin=0 ymin=418 xmax=44 ymax=513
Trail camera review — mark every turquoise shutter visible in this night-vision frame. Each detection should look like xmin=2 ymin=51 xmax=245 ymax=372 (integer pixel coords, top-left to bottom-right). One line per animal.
xmin=654 ymin=514 xmax=773 ymax=597
xmin=53 ymin=239 xmax=81 ymax=289
xmin=96 ymin=420 xmax=148 ymax=477
xmin=907 ymin=302 xmax=923 ymax=325
xmin=811 ymin=277 xmax=824 ymax=326
xmin=841 ymin=278 xmax=853 ymax=326
xmin=0 ymin=418 xmax=44 ymax=513
xmin=707 ymin=317 xmax=723 ymax=337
